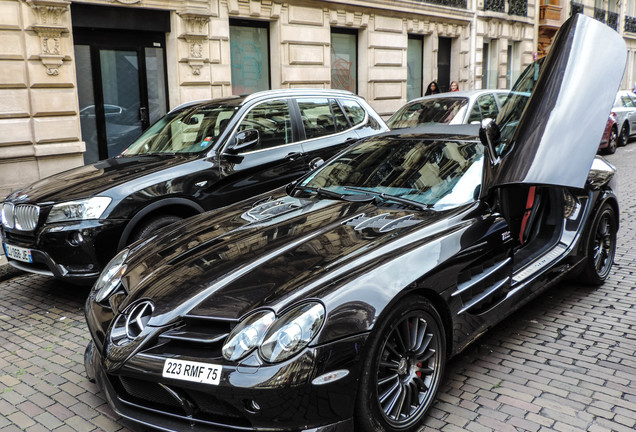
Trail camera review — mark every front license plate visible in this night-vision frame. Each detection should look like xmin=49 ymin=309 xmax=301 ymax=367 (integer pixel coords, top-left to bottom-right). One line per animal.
xmin=162 ymin=359 xmax=222 ymax=385
xmin=4 ymin=243 xmax=33 ymax=263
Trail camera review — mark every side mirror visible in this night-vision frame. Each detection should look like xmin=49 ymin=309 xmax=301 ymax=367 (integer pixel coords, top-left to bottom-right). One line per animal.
xmin=479 ymin=119 xmax=501 ymax=164
xmin=228 ymin=129 xmax=259 ymax=154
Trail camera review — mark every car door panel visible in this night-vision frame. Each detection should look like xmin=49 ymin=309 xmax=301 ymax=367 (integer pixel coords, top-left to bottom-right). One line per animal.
xmin=483 ymin=14 xmax=626 ymax=192
xmin=210 ymin=99 xmax=308 ymax=207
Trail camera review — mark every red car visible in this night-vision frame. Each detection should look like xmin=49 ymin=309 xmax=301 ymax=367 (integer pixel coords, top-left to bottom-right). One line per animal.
xmin=598 ymin=112 xmax=618 ymax=154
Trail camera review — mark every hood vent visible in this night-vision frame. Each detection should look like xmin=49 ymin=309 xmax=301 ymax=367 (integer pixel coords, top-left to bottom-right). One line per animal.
xmin=241 ymin=197 xmax=300 ymax=222
xmin=346 ymin=213 xmax=421 ymax=232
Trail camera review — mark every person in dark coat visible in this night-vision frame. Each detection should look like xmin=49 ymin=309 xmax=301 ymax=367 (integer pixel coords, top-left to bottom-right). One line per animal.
xmin=425 ymin=81 xmax=441 ymax=95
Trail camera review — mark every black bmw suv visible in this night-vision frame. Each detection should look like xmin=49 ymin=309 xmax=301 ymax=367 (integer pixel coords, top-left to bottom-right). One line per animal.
xmin=0 ymin=89 xmax=387 ymax=283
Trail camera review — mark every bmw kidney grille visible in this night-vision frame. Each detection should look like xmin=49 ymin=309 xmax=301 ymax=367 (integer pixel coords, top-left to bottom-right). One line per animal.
xmin=2 ymin=203 xmax=39 ymax=231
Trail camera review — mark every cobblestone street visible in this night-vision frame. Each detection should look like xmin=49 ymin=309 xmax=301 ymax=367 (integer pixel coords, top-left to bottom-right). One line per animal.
xmin=1 ymin=146 xmax=635 ymax=432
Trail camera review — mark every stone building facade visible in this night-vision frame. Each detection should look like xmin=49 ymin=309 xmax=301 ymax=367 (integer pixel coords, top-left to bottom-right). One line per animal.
xmin=538 ymin=0 xmax=636 ymax=90
xmin=0 ymin=0 xmax=537 ymax=198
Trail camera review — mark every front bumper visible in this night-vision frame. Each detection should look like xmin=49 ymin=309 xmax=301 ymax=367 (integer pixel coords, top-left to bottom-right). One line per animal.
xmin=84 ymin=332 xmax=366 ymax=432
xmin=1 ymin=219 xmax=127 ymax=282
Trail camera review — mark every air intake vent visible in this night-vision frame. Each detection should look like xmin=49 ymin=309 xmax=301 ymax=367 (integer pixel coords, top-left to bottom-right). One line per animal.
xmin=345 ymin=213 xmax=421 ymax=232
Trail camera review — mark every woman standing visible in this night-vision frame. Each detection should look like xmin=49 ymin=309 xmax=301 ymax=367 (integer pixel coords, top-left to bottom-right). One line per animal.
xmin=425 ymin=81 xmax=440 ymax=95
xmin=449 ymin=81 xmax=459 ymax=92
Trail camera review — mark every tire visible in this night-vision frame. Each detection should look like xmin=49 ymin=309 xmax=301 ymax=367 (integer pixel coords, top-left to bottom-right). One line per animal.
xmin=130 ymin=214 xmax=183 ymax=243
xmin=618 ymin=123 xmax=629 ymax=147
xmin=605 ymin=126 xmax=618 ymax=154
xmin=355 ymin=297 xmax=446 ymax=432
xmin=580 ymin=204 xmax=617 ymax=285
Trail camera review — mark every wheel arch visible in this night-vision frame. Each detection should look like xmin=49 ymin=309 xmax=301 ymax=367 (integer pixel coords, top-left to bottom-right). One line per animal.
xmin=364 ymin=285 xmax=455 ymax=361
xmin=118 ymin=198 xmax=205 ymax=250
xmin=411 ymin=287 xmax=454 ymax=359
xmin=580 ymin=191 xmax=619 ymax=256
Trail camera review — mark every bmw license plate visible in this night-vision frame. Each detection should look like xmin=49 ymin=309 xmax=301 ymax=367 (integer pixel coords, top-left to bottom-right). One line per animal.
xmin=4 ymin=243 xmax=33 ymax=263
xmin=162 ymin=359 xmax=222 ymax=385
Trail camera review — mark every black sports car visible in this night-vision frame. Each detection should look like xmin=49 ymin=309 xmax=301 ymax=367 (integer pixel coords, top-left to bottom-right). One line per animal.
xmin=84 ymin=15 xmax=625 ymax=432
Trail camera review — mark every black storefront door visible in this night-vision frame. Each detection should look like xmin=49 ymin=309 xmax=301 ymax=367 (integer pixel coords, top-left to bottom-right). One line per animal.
xmin=72 ymin=4 xmax=170 ymax=164
xmin=437 ymin=37 xmax=452 ymax=93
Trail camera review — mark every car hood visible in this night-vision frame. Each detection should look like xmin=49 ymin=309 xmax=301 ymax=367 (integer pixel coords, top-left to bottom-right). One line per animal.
xmin=484 ymin=14 xmax=626 ymax=191
xmin=120 ymin=190 xmax=472 ymax=324
xmin=4 ymin=154 xmax=199 ymax=204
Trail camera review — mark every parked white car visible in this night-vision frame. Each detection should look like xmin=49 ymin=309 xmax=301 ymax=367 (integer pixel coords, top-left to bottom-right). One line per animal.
xmin=612 ymin=90 xmax=636 ymax=146
xmin=386 ymin=89 xmax=510 ymax=129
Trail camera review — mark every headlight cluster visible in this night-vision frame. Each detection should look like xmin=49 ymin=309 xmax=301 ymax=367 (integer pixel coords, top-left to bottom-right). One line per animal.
xmin=93 ymin=248 xmax=129 ymax=303
xmin=222 ymin=302 xmax=325 ymax=364
xmin=47 ymin=197 xmax=111 ymax=223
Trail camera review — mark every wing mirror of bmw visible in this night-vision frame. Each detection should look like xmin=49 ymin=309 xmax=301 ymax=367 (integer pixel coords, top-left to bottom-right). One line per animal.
xmin=227 ymin=129 xmax=260 ymax=154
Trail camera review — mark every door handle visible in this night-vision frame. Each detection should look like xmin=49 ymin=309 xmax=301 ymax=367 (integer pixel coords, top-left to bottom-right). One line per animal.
xmin=285 ymin=152 xmax=303 ymax=161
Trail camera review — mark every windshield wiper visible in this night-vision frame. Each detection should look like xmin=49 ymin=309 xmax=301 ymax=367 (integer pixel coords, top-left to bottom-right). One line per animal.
xmin=343 ymin=186 xmax=433 ymax=211
xmin=293 ymin=185 xmax=375 ymax=203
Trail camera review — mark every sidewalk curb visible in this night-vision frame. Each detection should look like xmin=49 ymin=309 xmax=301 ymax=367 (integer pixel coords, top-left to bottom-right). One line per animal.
xmin=0 ymin=255 xmax=25 ymax=282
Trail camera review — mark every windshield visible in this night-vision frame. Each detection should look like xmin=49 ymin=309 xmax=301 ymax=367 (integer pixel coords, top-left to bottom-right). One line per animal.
xmin=387 ymin=97 xmax=469 ymax=129
xmin=299 ymin=136 xmax=484 ymax=209
xmin=495 ymin=58 xmax=543 ymax=153
xmin=124 ymin=104 xmax=238 ymax=155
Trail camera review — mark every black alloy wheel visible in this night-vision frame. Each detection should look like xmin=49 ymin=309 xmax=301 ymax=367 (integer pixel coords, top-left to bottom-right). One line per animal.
xmin=605 ymin=126 xmax=617 ymax=154
xmin=581 ymin=204 xmax=617 ymax=285
xmin=356 ymin=297 xmax=445 ymax=432
xmin=619 ymin=124 xmax=629 ymax=146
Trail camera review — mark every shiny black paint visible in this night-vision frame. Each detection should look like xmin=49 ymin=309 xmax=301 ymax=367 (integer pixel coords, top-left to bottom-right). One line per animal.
xmin=83 ymin=16 xmax=624 ymax=431
xmin=1 ymin=91 xmax=386 ymax=281
xmin=83 ymin=163 xmax=616 ymax=430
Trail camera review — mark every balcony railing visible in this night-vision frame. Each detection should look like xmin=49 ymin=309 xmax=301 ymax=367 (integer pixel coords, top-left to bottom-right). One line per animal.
xmin=509 ymin=0 xmax=528 ymax=16
xmin=626 ymin=15 xmax=636 ymax=33
xmin=484 ymin=0 xmax=505 ymax=12
xmin=607 ymin=11 xmax=619 ymax=30
xmin=593 ymin=7 xmax=606 ymax=23
xmin=422 ymin=0 xmax=468 ymax=8
xmin=570 ymin=1 xmax=584 ymax=16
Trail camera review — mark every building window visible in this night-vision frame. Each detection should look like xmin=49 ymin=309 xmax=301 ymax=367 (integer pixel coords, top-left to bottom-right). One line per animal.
xmin=506 ymin=42 xmax=520 ymax=89
xmin=331 ymin=29 xmax=357 ymax=93
xmin=482 ymin=41 xmax=498 ymax=89
xmin=481 ymin=43 xmax=489 ymax=90
xmin=230 ymin=20 xmax=270 ymax=95
xmin=632 ymin=51 xmax=636 ymax=90
xmin=407 ymin=36 xmax=423 ymax=101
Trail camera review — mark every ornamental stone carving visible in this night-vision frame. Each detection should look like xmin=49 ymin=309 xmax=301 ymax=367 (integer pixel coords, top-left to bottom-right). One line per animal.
xmin=179 ymin=12 xmax=212 ymax=76
xmin=27 ymin=0 xmax=70 ymax=76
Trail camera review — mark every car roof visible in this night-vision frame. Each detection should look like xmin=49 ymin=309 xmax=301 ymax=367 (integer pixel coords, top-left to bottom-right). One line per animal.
xmin=170 ymin=89 xmax=362 ymax=113
xmin=406 ymin=89 xmax=509 ymax=103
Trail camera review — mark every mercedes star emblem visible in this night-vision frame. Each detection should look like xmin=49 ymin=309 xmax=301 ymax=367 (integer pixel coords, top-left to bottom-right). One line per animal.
xmin=125 ymin=301 xmax=154 ymax=340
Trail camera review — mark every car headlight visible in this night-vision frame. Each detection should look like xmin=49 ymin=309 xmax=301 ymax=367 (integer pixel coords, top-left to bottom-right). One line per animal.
xmin=259 ymin=302 xmax=325 ymax=363
xmin=47 ymin=197 xmax=111 ymax=223
xmin=93 ymin=248 xmax=129 ymax=303
xmin=222 ymin=311 xmax=275 ymax=361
